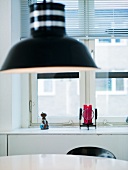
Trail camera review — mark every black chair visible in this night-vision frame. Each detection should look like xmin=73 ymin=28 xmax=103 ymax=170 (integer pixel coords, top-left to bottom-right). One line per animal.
xmin=67 ymin=146 xmax=116 ymax=159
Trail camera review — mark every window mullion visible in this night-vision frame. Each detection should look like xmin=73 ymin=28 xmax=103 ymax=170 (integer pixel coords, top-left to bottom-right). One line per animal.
xmin=84 ymin=39 xmax=96 ymax=107
xmin=30 ymin=74 xmax=39 ymax=124
xmin=112 ymin=78 xmax=116 ymax=91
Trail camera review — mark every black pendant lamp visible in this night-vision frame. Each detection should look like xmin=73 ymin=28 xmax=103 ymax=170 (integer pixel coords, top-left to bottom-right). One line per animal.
xmin=0 ymin=1 xmax=98 ymax=73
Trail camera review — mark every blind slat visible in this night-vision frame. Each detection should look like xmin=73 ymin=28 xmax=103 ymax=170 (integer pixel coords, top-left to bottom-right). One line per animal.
xmin=21 ymin=0 xmax=128 ymax=38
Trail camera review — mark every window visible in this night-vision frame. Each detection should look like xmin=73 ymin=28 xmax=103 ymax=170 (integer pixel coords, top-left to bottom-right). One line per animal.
xmin=115 ymin=39 xmax=121 ymax=43
xmin=95 ymin=39 xmax=128 ymax=118
xmin=30 ymin=39 xmax=128 ymax=125
xmin=96 ymin=77 xmax=126 ymax=94
xmin=96 ymin=39 xmax=127 ymax=45
xmin=30 ymin=73 xmax=81 ymax=124
xmin=37 ymin=75 xmax=80 ymax=120
xmin=96 ymin=78 xmax=112 ymax=91
xmin=26 ymin=0 xmax=128 ymax=126
xmin=116 ymin=78 xmax=124 ymax=91
xmin=38 ymin=79 xmax=55 ymax=96
xmin=98 ymin=39 xmax=111 ymax=43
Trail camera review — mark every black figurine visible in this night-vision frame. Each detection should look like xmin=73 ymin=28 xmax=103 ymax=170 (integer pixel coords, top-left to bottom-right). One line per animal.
xmin=40 ymin=112 xmax=49 ymax=130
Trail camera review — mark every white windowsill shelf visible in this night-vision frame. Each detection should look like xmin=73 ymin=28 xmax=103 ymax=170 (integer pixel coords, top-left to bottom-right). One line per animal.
xmin=0 ymin=126 xmax=128 ymax=135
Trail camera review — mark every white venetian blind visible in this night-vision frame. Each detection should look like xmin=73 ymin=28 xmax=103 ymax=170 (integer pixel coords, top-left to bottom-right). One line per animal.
xmin=20 ymin=0 xmax=30 ymax=38
xmin=21 ymin=0 xmax=128 ymax=38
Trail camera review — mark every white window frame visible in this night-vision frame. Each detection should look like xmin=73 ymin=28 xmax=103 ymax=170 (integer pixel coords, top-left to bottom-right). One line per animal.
xmin=29 ymin=39 xmax=128 ymax=126
xmin=26 ymin=0 xmax=128 ymax=126
xmin=29 ymin=40 xmax=95 ymax=126
xmin=30 ymin=71 xmax=89 ymax=125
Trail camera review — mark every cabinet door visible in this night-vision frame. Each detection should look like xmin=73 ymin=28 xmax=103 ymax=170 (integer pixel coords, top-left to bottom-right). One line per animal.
xmin=8 ymin=134 xmax=128 ymax=161
xmin=0 ymin=135 xmax=7 ymax=156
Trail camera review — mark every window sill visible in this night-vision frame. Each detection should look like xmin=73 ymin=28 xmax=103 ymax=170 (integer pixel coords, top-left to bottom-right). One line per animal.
xmin=0 ymin=126 xmax=128 ymax=135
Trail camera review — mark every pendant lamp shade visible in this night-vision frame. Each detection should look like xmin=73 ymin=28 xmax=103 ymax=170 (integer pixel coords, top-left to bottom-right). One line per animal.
xmin=0 ymin=2 xmax=98 ymax=73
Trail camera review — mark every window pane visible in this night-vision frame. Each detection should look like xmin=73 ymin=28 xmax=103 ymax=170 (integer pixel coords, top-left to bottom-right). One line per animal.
xmin=95 ymin=39 xmax=128 ymax=116
xmin=95 ymin=39 xmax=128 ymax=70
xmin=38 ymin=78 xmax=80 ymax=122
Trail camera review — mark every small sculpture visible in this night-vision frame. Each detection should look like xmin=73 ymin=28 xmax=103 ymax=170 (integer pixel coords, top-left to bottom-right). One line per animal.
xmin=79 ymin=105 xmax=97 ymax=130
xmin=40 ymin=112 xmax=49 ymax=130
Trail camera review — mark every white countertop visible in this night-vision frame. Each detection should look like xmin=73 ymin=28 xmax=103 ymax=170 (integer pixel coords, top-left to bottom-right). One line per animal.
xmin=0 ymin=126 xmax=128 ymax=135
xmin=0 ymin=154 xmax=128 ymax=170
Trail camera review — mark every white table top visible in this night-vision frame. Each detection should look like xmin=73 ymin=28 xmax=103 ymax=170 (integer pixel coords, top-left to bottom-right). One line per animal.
xmin=0 ymin=154 xmax=128 ymax=170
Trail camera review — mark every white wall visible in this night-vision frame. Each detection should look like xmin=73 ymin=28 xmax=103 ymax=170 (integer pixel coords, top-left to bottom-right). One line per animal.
xmin=12 ymin=74 xmax=21 ymax=129
xmin=0 ymin=135 xmax=7 ymax=156
xmin=0 ymin=0 xmax=22 ymax=131
xmin=0 ymin=0 xmax=11 ymax=67
xmin=21 ymin=74 xmax=30 ymax=128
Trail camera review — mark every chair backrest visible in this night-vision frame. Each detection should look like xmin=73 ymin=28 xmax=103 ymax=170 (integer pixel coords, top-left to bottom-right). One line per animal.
xmin=67 ymin=146 xmax=116 ymax=159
